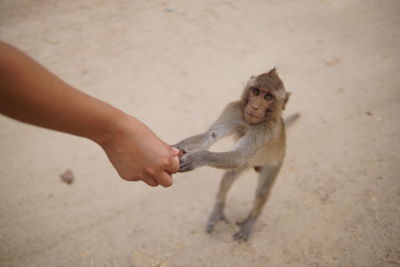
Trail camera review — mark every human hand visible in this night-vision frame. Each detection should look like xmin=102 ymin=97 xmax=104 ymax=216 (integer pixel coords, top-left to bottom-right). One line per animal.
xmin=95 ymin=114 xmax=180 ymax=187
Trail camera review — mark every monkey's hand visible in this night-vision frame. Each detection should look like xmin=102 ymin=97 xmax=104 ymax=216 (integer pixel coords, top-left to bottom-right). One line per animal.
xmin=178 ymin=151 xmax=207 ymax=172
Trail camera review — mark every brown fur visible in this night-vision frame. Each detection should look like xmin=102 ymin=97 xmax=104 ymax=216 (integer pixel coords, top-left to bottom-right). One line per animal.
xmin=174 ymin=68 xmax=297 ymax=242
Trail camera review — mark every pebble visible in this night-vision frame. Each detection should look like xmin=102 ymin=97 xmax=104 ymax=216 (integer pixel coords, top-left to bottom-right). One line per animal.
xmin=60 ymin=169 xmax=74 ymax=185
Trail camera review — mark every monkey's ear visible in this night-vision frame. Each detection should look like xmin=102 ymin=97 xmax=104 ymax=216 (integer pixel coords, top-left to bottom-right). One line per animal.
xmin=268 ymin=67 xmax=277 ymax=74
xmin=283 ymin=92 xmax=291 ymax=110
xmin=247 ymin=75 xmax=257 ymax=86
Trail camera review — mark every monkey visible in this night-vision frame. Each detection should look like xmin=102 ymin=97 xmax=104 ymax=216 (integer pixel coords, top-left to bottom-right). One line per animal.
xmin=173 ymin=68 xmax=299 ymax=242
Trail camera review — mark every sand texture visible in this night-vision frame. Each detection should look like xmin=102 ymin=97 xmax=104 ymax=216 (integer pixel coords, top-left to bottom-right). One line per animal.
xmin=0 ymin=1 xmax=399 ymax=266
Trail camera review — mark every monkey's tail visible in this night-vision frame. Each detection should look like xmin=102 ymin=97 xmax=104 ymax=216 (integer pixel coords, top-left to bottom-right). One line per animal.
xmin=284 ymin=112 xmax=300 ymax=125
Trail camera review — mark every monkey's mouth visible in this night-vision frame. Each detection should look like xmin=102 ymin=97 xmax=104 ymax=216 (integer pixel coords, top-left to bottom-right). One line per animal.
xmin=244 ymin=111 xmax=262 ymax=120
xmin=245 ymin=112 xmax=260 ymax=118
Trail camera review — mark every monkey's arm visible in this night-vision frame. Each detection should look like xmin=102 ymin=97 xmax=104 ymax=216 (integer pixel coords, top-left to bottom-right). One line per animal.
xmin=178 ymin=127 xmax=266 ymax=172
xmin=173 ymin=126 xmax=233 ymax=152
xmin=173 ymin=102 xmax=242 ymax=152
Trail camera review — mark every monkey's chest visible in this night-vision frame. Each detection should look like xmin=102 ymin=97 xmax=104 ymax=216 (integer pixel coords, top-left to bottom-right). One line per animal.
xmin=247 ymin=141 xmax=284 ymax=167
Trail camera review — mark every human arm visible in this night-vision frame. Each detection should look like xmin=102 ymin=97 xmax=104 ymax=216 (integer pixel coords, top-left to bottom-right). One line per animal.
xmin=0 ymin=41 xmax=178 ymax=187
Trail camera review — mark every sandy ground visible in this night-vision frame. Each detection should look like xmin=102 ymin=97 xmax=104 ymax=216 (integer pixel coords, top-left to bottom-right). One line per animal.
xmin=1 ymin=1 xmax=400 ymax=266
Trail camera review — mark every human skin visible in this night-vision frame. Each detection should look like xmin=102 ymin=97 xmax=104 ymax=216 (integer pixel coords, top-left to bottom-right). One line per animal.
xmin=0 ymin=41 xmax=179 ymax=187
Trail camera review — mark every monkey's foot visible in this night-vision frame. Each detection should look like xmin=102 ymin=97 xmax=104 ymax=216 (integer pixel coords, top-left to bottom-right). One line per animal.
xmin=206 ymin=209 xmax=229 ymax=233
xmin=233 ymin=217 xmax=256 ymax=242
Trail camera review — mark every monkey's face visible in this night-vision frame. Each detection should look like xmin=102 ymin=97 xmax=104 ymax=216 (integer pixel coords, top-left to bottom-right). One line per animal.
xmin=243 ymin=87 xmax=275 ymax=124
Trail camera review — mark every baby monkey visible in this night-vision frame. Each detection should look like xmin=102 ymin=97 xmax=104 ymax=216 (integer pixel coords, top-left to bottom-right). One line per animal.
xmin=174 ymin=68 xmax=297 ymax=242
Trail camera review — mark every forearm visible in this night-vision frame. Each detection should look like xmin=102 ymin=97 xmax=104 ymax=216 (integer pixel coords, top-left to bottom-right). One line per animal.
xmin=0 ymin=41 xmax=124 ymax=142
xmin=178 ymin=132 xmax=263 ymax=172
xmin=175 ymin=124 xmax=234 ymax=152
xmin=178 ymin=150 xmax=248 ymax=172
xmin=201 ymin=151 xmax=246 ymax=169
xmin=175 ymin=132 xmax=215 ymax=151
xmin=0 ymin=41 xmax=179 ymax=186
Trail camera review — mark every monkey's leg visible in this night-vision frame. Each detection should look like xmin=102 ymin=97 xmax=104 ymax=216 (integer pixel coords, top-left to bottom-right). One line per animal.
xmin=206 ymin=166 xmax=247 ymax=233
xmin=233 ymin=165 xmax=281 ymax=242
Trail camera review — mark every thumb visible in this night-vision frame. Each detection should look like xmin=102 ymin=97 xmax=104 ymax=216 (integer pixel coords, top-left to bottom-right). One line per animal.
xmin=165 ymin=146 xmax=180 ymax=173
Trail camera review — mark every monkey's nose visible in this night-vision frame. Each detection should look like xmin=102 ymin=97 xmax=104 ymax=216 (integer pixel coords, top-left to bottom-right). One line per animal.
xmin=251 ymin=105 xmax=258 ymax=110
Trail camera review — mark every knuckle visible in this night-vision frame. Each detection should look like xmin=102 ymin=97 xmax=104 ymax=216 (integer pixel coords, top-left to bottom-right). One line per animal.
xmin=144 ymin=166 xmax=155 ymax=176
xmin=118 ymin=169 xmax=134 ymax=181
xmin=121 ymin=175 xmax=131 ymax=181
xmin=161 ymin=158 xmax=170 ymax=168
xmin=146 ymin=181 xmax=158 ymax=187
xmin=121 ymin=174 xmax=139 ymax=182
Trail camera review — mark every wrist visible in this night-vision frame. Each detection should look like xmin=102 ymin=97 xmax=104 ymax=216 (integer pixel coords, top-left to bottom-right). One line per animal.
xmin=89 ymin=110 xmax=131 ymax=146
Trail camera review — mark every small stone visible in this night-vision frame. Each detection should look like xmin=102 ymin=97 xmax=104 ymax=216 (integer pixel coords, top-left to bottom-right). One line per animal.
xmin=366 ymin=111 xmax=373 ymax=116
xmin=60 ymin=169 xmax=74 ymax=185
xmin=165 ymin=6 xmax=175 ymax=12
xmin=324 ymin=57 xmax=341 ymax=66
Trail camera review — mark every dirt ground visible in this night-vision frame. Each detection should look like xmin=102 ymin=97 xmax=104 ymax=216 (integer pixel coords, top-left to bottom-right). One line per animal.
xmin=1 ymin=1 xmax=399 ymax=266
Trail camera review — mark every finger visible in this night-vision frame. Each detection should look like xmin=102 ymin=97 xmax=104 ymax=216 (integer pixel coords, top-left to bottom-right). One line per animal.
xmin=155 ymin=171 xmax=173 ymax=187
xmin=164 ymin=155 xmax=179 ymax=174
xmin=142 ymin=177 xmax=159 ymax=187
xmin=178 ymin=166 xmax=192 ymax=172
xmin=170 ymin=146 xmax=185 ymax=157
xmin=170 ymin=147 xmax=180 ymax=157
xmin=168 ymin=155 xmax=180 ymax=174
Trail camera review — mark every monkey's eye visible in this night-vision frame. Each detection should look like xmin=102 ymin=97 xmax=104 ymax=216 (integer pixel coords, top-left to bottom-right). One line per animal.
xmin=251 ymin=87 xmax=260 ymax=96
xmin=264 ymin=94 xmax=274 ymax=101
